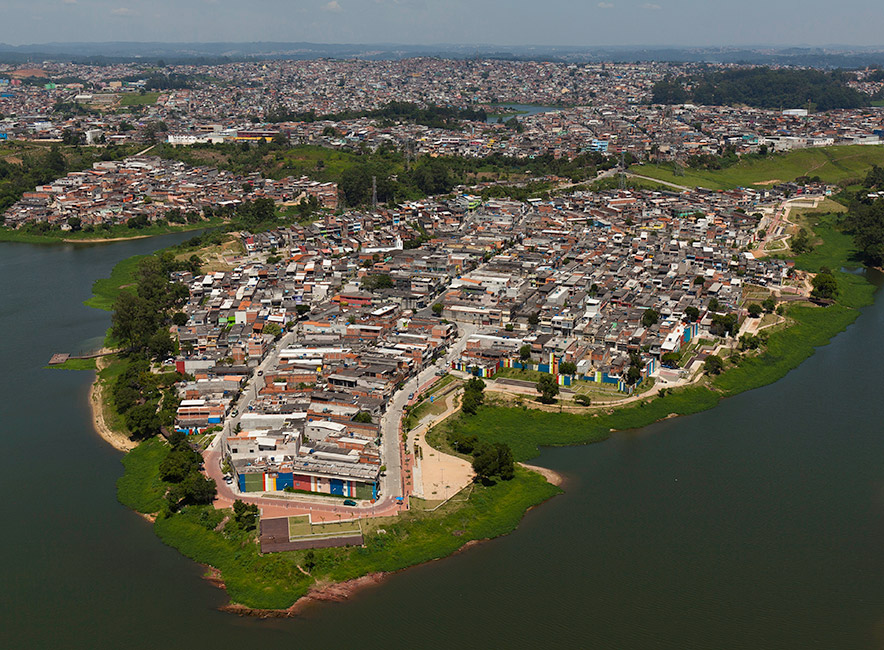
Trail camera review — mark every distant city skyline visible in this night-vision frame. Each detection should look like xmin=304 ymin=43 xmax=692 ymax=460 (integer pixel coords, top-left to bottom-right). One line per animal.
xmin=3 ymin=0 xmax=884 ymax=49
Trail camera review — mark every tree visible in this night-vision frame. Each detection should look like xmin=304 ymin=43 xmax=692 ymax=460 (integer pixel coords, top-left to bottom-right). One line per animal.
xmin=431 ymin=302 xmax=444 ymax=316
xmin=661 ymin=351 xmax=681 ymax=368
xmin=147 ymin=329 xmax=175 ymax=361
xmin=708 ymin=297 xmax=720 ymax=312
xmin=471 ymin=442 xmax=515 ymax=482
xmin=461 ymin=377 xmax=486 ymax=415
xmin=159 ymin=447 xmax=201 ymax=483
xmin=626 ymin=365 xmax=642 ymax=385
xmin=125 ymin=402 xmax=161 ymax=440
xmin=704 ymin=355 xmax=724 ymax=375
xmin=762 ymin=297 xmax=776 ymax=313
xmin=519 ymin=344 xmax=532 ymax=363
xmin=559 ymin=361 xmax=577 ymax=376
xmin=641 ymin=309 xmax=659 ymax=328
xmin=811 ymin=270 xmax=839 ymax=300
xmin=739 ymin=334 xmax=762 ymax=351
xmin=67 ymin=216 xmax=82 ymax=231
xmin=536 ymin=374 xmax=559 ymax=404
xmin=573 ymin=394 xmax=592 ymax=406
xmin=684 ymin=306 xmax=700 ymax=322
xmin=179 ymin=472 xmax=216 ymax=506
xmin=353 ymin=411 xmax=373 ymax=424
xmin=232 ymin=499 xmax=259 ymax=531
xmin=747 ymin=303 xmax=763 ymax=318
xmin=710 ymin=313 xmax=738 ymax=337
xmin=263 ymin=322 xmax=282 ymax=339
xmin=791 ymin=227 xmax=812 ymax=254
xmin=462 ymin=390 xmax=482 ymax=415
xmin=528 ymin=312 xmax=540 ymax=326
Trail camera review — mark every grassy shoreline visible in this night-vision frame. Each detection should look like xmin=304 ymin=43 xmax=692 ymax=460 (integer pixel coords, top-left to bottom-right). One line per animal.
xmin=0 ymin=219 xmax=221 ymax=246
xmin=123 ymin=446 xmax=559 ymax=609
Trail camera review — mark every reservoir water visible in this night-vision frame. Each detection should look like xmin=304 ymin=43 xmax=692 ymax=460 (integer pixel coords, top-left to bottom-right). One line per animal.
xmin=485 ymin=104 xmax=561 ymax=123
xmin=4 ymin=239 xmax=884 ymax=649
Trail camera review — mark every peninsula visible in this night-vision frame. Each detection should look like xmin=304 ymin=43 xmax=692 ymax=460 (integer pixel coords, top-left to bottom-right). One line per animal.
xmin=8 ymin=55 xmax=881 ymax=612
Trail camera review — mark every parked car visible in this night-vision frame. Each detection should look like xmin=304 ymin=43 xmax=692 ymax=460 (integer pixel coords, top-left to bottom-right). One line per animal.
xmin=343 ymin=499 xmax=357 ymax=506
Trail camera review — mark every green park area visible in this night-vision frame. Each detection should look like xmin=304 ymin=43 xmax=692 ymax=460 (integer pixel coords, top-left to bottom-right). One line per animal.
xmin=119 ymin=92 xmax=161 ymax=106
xmin=633 ymin=145 xmax=884 ymax=190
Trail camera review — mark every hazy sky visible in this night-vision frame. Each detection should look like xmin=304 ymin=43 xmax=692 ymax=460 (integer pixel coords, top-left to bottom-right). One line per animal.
xmin=4 ymin=0 xmax=884 ymax=48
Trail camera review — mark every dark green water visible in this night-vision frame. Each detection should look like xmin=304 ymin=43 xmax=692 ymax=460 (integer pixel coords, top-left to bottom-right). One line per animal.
xmin=4 ymin=239 xmax=884 ymax=649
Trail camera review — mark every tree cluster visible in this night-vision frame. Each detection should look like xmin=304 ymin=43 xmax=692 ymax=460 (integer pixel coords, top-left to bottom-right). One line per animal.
xmin=709 ymin=313 xmax=739 ymax=337
xmin=461 ymin=377 xmax=486 ymax=415
xmin=111 ymin=359 xmax=182 ymax=440
xmin=360 ymin=274 xmax=395 ymax=291
xmin=232 ymin=499 xmax=259 ymax=531
xmin=652 ymin=68 xmax=869 ymax=111
xmin=471 ymin=442 xmax=515 ymax=483
xmin=811 ymin=267 xmax=839 ymax=300
xmin=161 ymin=432 xmax=217 ymax=511
xmin=111 ymin=253 xmax=195 ymax=358
xmin=845 ymin=194 xmax=884 ymax=266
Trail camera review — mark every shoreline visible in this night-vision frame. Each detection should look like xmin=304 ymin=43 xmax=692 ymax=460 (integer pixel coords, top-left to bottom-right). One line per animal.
xmin=64 ymin=234 xmax=152 ymax=243
xmin=92 ymin=208 xmax=876 ymax=614
xmin=90 ymin=355 xmax=137 ymax=453
xmin=0 ymin=222 xmax=218 ymax=246
xmin=214 ymin=539 xmax=496 ymax=617
xmin=208 ymin=468 xmax=563 ymax=616
xmin=217 ymin=572 xmax=389 ymax=618
xmin=519 ymin=463 xmax=565 ymax=487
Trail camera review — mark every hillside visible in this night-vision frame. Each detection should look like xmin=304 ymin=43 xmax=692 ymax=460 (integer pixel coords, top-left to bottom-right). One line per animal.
xmin=632 ymin=145 xmax=884 ymax=190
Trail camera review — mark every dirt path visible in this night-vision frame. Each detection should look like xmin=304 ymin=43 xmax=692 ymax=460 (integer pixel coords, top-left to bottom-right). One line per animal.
xmin=412 ymin=391 xmax=473 ymax=500
xmin=90 ymin=355 xmax=137 ymax=452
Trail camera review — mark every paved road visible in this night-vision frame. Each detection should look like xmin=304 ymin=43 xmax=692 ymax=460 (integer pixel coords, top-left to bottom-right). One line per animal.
xmin=378 ymin=321 xmax=477 ymax=503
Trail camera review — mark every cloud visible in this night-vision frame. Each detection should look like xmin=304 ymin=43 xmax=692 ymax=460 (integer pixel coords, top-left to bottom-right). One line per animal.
xmin=111 ymin=7 xmax=135 ymax=16
xmin=640 ymin=2 xmax=661 ymax=8
xmin=597 ymin=2 xmax=614 ymax=7
xmin=323 ymin=1 xmax=342 ymax=11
